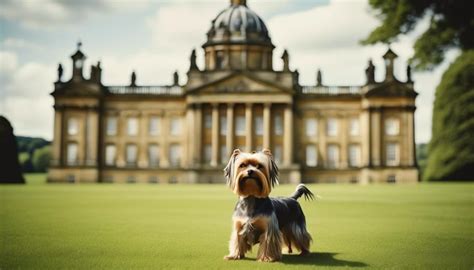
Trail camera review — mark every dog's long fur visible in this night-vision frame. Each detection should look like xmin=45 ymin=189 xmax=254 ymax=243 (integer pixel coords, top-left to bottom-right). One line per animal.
xmin=224 ymin=149 xmax=314 ymax=262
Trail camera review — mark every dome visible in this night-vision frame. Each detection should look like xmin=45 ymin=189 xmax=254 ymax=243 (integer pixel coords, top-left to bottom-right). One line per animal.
xmin=204 ymin=0 xmax=273 ymax=48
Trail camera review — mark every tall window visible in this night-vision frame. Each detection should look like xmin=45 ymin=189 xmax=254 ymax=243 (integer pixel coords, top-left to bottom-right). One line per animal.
xmin=327 ymin=118 xmax=338 ymax=137
xmin=327 ymin=144 xmax=339 ymax=168
xmin=385 ymin=118 xmax=400 ymax=136
xmin=127 ymin=117 xmax=138 ymax=136
xmin=105 ymin=145 xmax=116 ymax=166
xmin=215 ymin=51 xmax=224 ymax=69
xmin=235 ymin=116 xmax=245 ymax=136
xmin=220 ymin=116 xmax=227 ymax=135
xmin=204 ymin=144 xmax=212 ymax=164
xmin=349 ymin=117 xmax=360 ymax=136
xmin=274 ymin=115 xmax=283 ymax=135
xmin=107 ymin=117 xmax=117 ymax=136
xmin=126 ymin=144 xmax=137 ymax=166
xmin=169 ymin=144 xmax=181 ymax=167
xmin=220 ymin=145 xmax=228 ymax=164
xmin=67 ymin=143 xmax=78 ymax=165
xmin=386 ymin=143 xmax=399 ymax=166
xmin=349 ymin=144 xmax=361 ymax=167
xmin=68 ymin=118 xmax=78 ymax=135
xmin=204 ymin=113 xmax=212 ymax=129
xmin=149 ymin=116 xmax=160 ymax=136
xmin=306 ymin=119 xmax=318 ymax=137
xmin=255 ymin=116 xmax=263 ymax=136
xmin=306 ymin=145 xmax=317 ymax=167
xmin=170 ymin=117 xmax=181 ymax=136
xmin=148 ymin=144 xmax=160 ymax=167
xmin=273 ymin=145 xmax=282 ymax=164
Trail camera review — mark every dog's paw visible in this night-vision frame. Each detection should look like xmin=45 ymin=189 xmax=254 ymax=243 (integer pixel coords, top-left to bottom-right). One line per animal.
xmin=224 ymin=254 xmax=244 ymax=260
xmin=299 ymin=250 xmax=310 ymax=256
xmin=258 ymin=256 xmax=278 ymax=262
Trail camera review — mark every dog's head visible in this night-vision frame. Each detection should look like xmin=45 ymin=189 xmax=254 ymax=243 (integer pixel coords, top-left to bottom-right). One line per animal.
xmin=224 ymin=149 xmax=279 ymax=198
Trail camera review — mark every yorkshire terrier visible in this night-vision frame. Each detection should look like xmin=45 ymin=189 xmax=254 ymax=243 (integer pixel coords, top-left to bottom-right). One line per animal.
xmin=223 ymin=149 xmax=314 ymax=262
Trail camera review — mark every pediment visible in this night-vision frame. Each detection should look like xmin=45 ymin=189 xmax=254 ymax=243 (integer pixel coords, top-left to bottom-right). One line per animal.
xmin=364 ymin=81 xmax=417 ymax=98
xmin=187 ymin=73 xmax=293 ymax=95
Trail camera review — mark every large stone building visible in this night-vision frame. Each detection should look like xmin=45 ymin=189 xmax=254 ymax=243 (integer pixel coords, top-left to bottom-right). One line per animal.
xmin=48 ymin=0 xmax=418 ymax=184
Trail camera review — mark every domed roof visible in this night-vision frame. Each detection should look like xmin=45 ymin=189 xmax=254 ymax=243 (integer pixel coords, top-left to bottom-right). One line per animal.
xmin=204 ymin=0 xmax=273 ymax=48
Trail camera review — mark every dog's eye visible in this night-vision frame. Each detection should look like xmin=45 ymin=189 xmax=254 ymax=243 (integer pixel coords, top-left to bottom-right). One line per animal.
xmin=256 ymin=164 xmax=263 ymax=170
xmin=239 ymin=163 xmax=247 ymax=168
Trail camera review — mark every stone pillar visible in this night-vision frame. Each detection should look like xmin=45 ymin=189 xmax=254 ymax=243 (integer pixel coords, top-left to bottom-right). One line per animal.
xmin=186 ymin=105 xmax=195 ymax=167
xmin=371 ymin=108 xmax=381 ymax=166
xmin=52 ymin=109 xmax=63 ymax=166
xmin=283 ymin=104 xmax=293 ymax=166
xmin=85 ymin=109 xmax=98 ymax=166
xmin=340 ymin=117 xmax=348 ymax=168
xmin=116 ymin=113 xmax=126 ymax=167
xmin=138 ymin=113 xmax=148 ymax=168
xmin=226 ymin=103 xmax=234 ymax=156
xmin=161 ymin=115 xmax=170 ymax=168
xmin=263 ymin=103 xmax=271 ymax=149
xmin=319 ymin=117 xmax=326 ymax=168
xmin=406 ymin=110 xmax=415 ymax=166
xmin=194 ymin=104 xmax=203 ymax=164
xmin=211 ymin=103 xmax=219 ymax=166
xmin=245 ymin=103 xmax=253 ymax=151
xmin=361 ymin=109 xmax=371 ymax=167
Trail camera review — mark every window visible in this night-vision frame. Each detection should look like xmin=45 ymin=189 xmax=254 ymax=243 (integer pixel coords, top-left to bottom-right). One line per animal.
xmin=349 ymin=144 xmax=361 ymax=167
xmin=149 ymin=176 xmax=159 ymax=184
xmin=170 ymin=117 xmax=181 ymax=136
xmin=327 ymin=144 xmax=339 ymax=168
xmin=306 ymin=119 xmax=318 ymax=137
xmin=67 ymin=143 xmax=78 ymax=165
xmin=148 ymin=144 xmax=160 ymax=167
xmin=220 ymin=146 xmax=228 ymax=164
xmin=274 ymin=115 xmax=283 ymax=135
xmin=273 ymin=145 xmax=282 ymax=164
xmin=326 ymin=118 xmax=338 ymax=137
xmin=306 ymin=145 xmax=317 ymax=167
xmin=204 ymin=144 xmax=212 ymax=164
xmin=107 ymin=117 xmax=117 ymax=136
xmin=169 ymin=144 xmax=181 ymax=167
xmin=385 ymin=118 xmax=399 ymax=136
xmin=349 ymin=117 xmax=360 ymax=136
xmin=105 ymin=145 xmax=116 ymax=166
xmin=235 ymin=116 xmax=245 ymax=136
xmin=387 ymin=175 xmax=396 ymax=183
xmin=127 ymin=117 xmax=138 ymax=136
xmin=386 ymin=143 xmax=399 ymax=166
xmin=204 ymin=113 xmax=212 ymax=129
xmin=126 ymin=144 xmax=137 ymax=165
xmin=215 ymin=51 xmax=224 ymax=69
xmin=149 ymin=116 xmax=160 ymax=136
xmin=255 ymin=116 xmax=263 ymax=136
xmin=68 ymin=118 xmax=78 ymax=135
xmin=220 ymin=116 xmax=227 ymax=135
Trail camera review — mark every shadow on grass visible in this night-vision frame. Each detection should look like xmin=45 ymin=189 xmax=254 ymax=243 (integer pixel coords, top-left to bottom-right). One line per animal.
xmin=282 ymin=252 xmax=368 ymax=267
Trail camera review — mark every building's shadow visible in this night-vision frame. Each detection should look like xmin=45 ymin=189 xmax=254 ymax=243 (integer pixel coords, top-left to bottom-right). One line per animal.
xmin=282 ymin=252 xmax=368 ymax=267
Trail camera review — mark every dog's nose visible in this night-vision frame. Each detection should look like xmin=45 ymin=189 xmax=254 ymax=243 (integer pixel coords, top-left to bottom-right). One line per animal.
xmin=247 ymin=169 xmax=255 ymax=176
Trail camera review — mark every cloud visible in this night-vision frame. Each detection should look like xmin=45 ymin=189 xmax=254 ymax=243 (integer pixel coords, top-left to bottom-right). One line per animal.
xmin=1 ymin=38 xmax=42 ymax=50
xmin=0 ymin=50 xmax=55 ymax=139
xmin=0 ymin=0 xmax=150 ymax=30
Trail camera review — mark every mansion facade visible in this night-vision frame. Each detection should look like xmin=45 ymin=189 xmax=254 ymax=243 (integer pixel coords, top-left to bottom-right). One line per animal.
xmin=48 ymin=0 xmax=418 ymax=184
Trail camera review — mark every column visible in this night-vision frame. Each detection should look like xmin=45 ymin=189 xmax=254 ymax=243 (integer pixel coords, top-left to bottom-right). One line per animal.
xmin=361 ymin=109 xmax=371 ymax=167
xmin=52 ymin=109 xmax=62 ymax=166
xmin=194 ymin=104 xmax=203 ymax=164
xmin=340 ymin=117 xmax=348 ymax=168
xmin=211 ymin=104 xmax=219 ymax=166
xmin=86 ymin=110 xmax=98 ymax=166
xmin=263 ymin=103 xmax=271 ymax=149
xmin=371 ymin=108 xmax=381 ymax=166
xmin=406 ymin=110 xmax=415 ymax=166
xmin=245 ymin=103 xmax=253 ymax=151
xmin=283 ymin=104 xmax=293 ymax=166
xmin=226 ymin=103 xmax=234 ymax=156
xmin=186 ymin=105 xmax=195 ymax=167
xmin=116 ymin=113 xmax=126 ymax=167
xmin=138 ymin=113 xmax=148 ymax=168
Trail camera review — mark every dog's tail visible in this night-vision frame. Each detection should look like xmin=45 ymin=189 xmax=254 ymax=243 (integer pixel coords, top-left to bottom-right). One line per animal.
xmin=290 ymin=184 xmax=315 ymax=201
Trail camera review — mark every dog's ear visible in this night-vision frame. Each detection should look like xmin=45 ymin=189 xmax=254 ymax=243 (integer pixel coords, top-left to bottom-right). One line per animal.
xmin=223 ymin=149 xmax=241 ymax=188
xmin=262 ymin=149 xmax=279 ymax=187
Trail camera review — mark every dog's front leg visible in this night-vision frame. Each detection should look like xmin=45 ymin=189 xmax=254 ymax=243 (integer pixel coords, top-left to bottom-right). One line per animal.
xmin=224 ymin=220 xmax=249 ymax=260
xmin=256 ymin=214 xmax=282 ymax=262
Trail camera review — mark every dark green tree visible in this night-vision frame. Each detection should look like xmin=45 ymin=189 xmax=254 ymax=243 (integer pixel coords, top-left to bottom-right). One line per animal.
xmin=32 ymin=146 xmax=52 ymax=173
xmin=363 ymin=0 xmax=474 ymax=181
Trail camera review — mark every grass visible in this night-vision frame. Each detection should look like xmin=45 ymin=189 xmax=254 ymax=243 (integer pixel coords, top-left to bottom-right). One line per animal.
xmin=1 ymin=174 xmax=473 ymax=269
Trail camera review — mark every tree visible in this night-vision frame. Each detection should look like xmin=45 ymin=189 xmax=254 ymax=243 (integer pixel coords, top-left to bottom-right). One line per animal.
xmin=363 ymin=0 xmax=474 ymax=181
xmin=32 ymin=146 xmax=52 ymax=173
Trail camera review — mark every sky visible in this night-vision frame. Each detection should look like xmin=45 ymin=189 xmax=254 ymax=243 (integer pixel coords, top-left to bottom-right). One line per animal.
xmin=0 ymin=0 xmax=458 ymax=143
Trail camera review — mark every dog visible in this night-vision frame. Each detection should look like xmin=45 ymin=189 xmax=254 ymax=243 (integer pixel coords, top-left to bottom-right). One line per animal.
xmin=223 ymin=148 xmax=314 ymax=262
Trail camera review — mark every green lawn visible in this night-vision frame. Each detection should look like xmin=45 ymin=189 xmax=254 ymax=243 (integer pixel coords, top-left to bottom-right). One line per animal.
xmin=1 ymin=174 xmax=473 ymax=269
